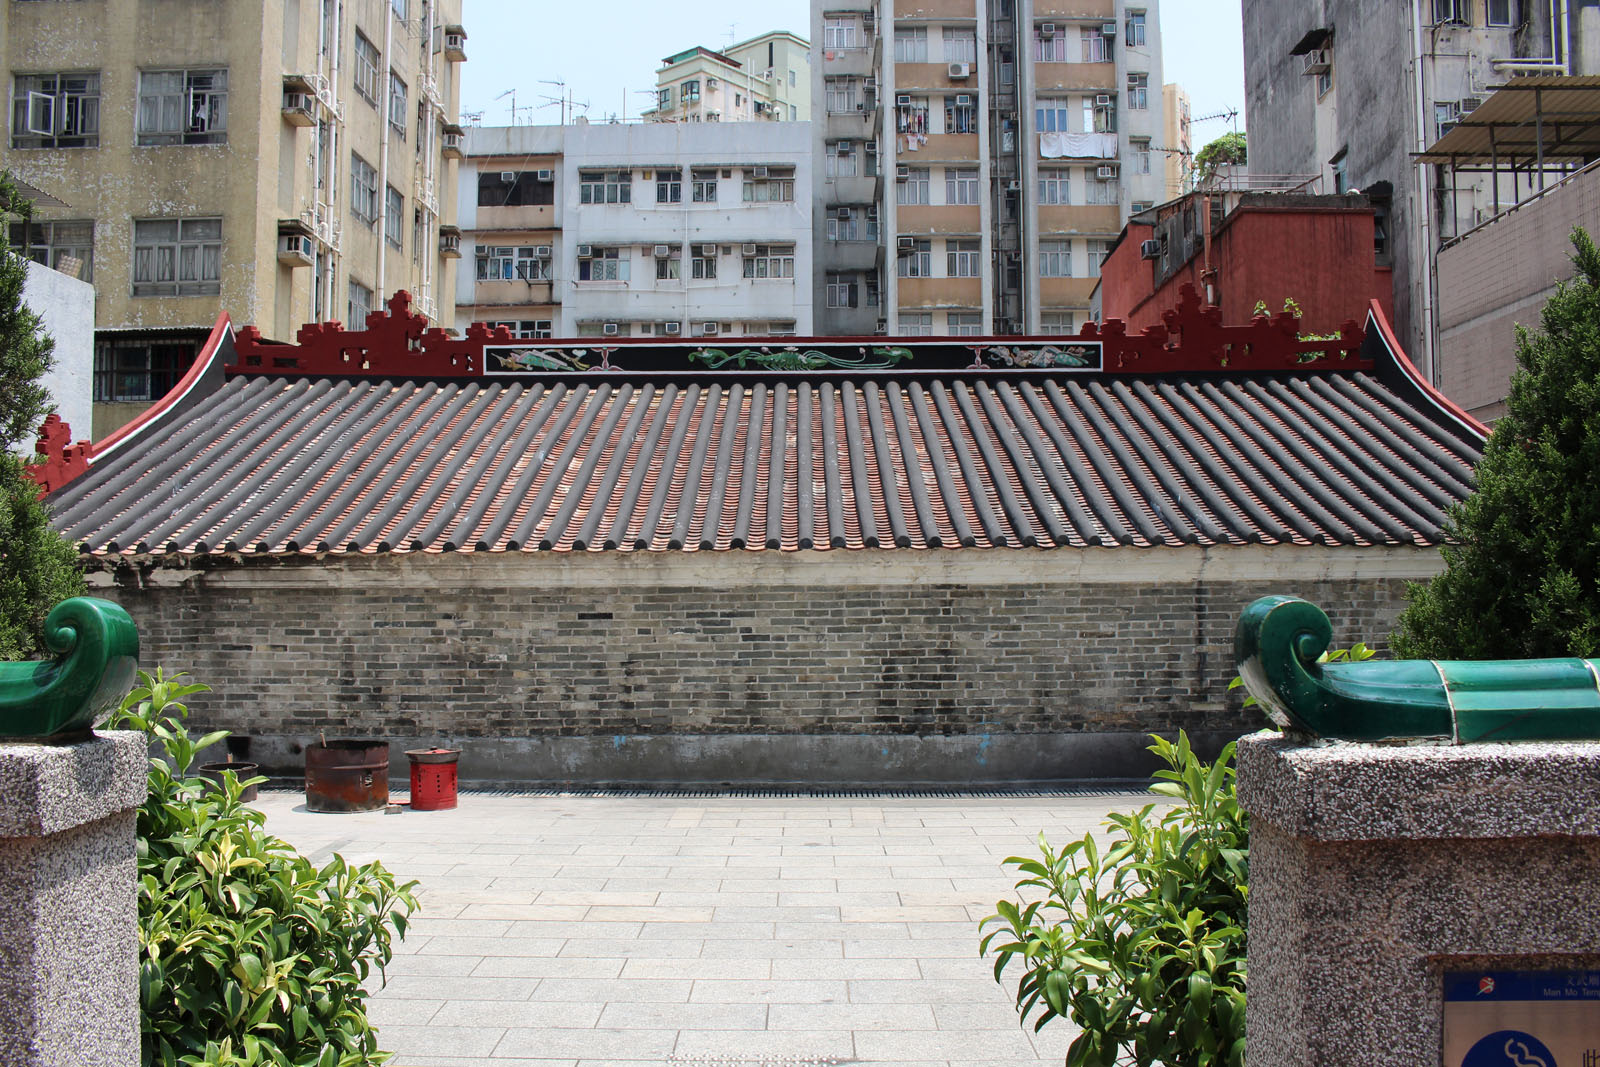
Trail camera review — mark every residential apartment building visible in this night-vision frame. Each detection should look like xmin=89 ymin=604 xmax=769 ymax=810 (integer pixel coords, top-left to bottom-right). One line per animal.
xmin=1243 ymin=0 xmax=1592 ymax=379
xmin=810 ymin=0 xmax=1165 ymax=337
xmin=1163 ymin=82 xmax=1190 ymax=198
xmin=2 ymin=0 xmax=465 ymax=437
xmin=454 ymin=121 xmax=814 ymax=338
xmin=648 ymin=32 xmax=813 ymax=124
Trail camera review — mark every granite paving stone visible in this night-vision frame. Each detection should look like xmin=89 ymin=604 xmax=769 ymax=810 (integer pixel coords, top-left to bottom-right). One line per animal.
xmin=254 ymin=790 xmax=1156 ymax=1066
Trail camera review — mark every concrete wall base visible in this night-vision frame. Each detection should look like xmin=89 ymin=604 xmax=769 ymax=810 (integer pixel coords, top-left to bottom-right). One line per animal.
xmin=0 ymin=732 xmax=146 ymax=1067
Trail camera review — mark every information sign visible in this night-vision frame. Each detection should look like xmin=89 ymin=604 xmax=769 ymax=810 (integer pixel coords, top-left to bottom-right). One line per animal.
xmin=1444 ymin=970 xmax=1600 ymax=1067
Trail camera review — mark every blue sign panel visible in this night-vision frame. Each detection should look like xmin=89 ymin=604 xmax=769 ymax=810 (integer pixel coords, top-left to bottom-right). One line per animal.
xmin=1444 ymin=970 xmax=1600 ymax=1067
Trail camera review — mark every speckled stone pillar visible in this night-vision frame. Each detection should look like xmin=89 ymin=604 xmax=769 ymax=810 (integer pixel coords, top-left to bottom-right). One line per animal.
xmin=0 ymin=732 xmax=146 ymax=1067
xmin=1237 ymin=731 xmax=1600 ymax=1065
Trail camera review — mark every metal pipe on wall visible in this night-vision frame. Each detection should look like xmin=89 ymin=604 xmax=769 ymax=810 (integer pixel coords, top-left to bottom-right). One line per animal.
xmin=1411 ymin=0 xmax=1438 ymax=384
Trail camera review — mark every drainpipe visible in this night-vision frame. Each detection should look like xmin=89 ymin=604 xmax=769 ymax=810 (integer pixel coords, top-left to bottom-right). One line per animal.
xmin=377 ymin=5 xmax=396 ymax=301
xmin=1411 ymin=0 xmax=1438 ymax=383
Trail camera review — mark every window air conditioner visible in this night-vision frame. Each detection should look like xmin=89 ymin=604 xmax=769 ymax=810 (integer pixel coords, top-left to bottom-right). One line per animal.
xmin=753 ymin=165 xmax=770 ymax=177
xmin=576 ymin=244 xmax=593 ymax=257
xmin=896 ymin=94 xmax=912 ymax=106
xmin=534 ymin=245 xmax=552 ymax=257
xmin=948 ymin=63 xmax=971 ymax=79
xmin=277 ymin=232 xmax=315 ymax=266
xmin=1301 ymin=48 xmax=1332 ymax=76
xmin=665 ymin=321 xmax=682 ymax=335
xmin=282 ymin=91 xmax=316 ymax=126
xmin=697 ymin=243 xmax=718 ymax=255
xmin=1039 ymin=23 xmax=1057 ymax=36
xmin=1095 ymin=94 xmax=1113 ymax=107
xmin=536 ymin=169 xmax=554 ymax=181
xmin=1097 ymin=164 xmax=1118 ymax=178
xmin=837 ymin=140 xmax=853 ymax=155
xmin=896 ymin=164 xmax=910 ymax=179
xmin=499 ymin=171 xmax=516 ymax=182
xmin=956 ymin=94 xmax=972 ymax=106
xmin=1102 ymin=23 xmax=1118 ymax=36
xmin=653 ymin=244 xmax=672 ymax=257
xmin=897 ymin=236 xmax=916 ymax=251
xmin=1140 ymin=239 xmax=1160 ymax=259
xmin=603 ymin=323 xmax=620 ymax=336
xmin=1006 ymin=179 xmax=1020 ymax=191
xmin=742 ymin=242 xmax=759 ymax=255
xmin=700 ymin=321 xmax=720 ymax=335
xmin=865 ymin=140 xmax=877 ymax=154
xmin=836 ymin=207 xmax=852 ymax=219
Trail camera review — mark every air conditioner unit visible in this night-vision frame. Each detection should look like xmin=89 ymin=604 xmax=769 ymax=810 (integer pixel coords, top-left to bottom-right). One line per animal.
xmin=956 ymin=94 xmax=972 ymax=106
xmin=441 ymin=130 xmax=464 ymax=156
xmin=896 ymin=94 xmax=912 ymax=106
xmin=753 ymin=165 xmax=770 ymax=177
xmin=1095 ymin=94 xmax=1113 ymax=107
xmin=603 ymin=322 xmax=620 ymax=336
xmin=1301 ymin=48 xmax=1332 ymax=76
xmin=697 ymin=243 xmax=718 ymax=255
xmin=576 ymin=244 xmax=593 ymax=257
xmin=865 ymin=140 xmax=877 ymax=154
xmin=444 ymin=30 xmax=467 ymax=59
xmin=948 ymin=62 xmax=971 ymax=79
xmin=1097 ymin=164 xmax=1118 ymax=178
xmin=664 ymin=321 xmax=682 ymax=335
xmin=277 ymin=231 xmax=314 ymax=266
xmin=650 ymin=244 xmax=670 ymax=257
xmin=741 ymin=242 xmax=759 ymax=255
xmin=536 ymin=169 xmax=554 ymax=181
xmin=837 ymin=140 xmax=854 ymax=155
xmin=1459 ymin=95 xmax=1483 ymax=114
xmin=1006 ymin=179 xmax=1020 ymax=191
xmin=439 ymin=231 xmax=461 ymax=257
xmin=707 ymin=77 xmax=719 ymax=88
xmin=896 ymin=164 xmax=910 ymax=179
xmin=836 ymin=207 xmax=852 ymax=219
xmin=699 ymin=321 xmax=720 ymax=335
xmin=282 ymin=91 xmax=316 ymax=126
xmin=1140 ymin=239 xmax=1160 ymax=260
xmin=1102 ymin=23 xmax=1119 ymax=36
xmin=534 ymin=245 xmax=552 ymax=257
xmin=897 ymin=236 xmax=916 ymax=251
xmin=1039 ymin=23 xmax=1057 ymax=35
xmin=500 ymin=171 xmax=516 ymax=182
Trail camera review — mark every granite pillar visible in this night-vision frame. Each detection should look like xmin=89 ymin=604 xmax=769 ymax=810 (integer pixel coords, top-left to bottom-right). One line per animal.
xmin=0 ymin=732 xmax=146 ymax=1067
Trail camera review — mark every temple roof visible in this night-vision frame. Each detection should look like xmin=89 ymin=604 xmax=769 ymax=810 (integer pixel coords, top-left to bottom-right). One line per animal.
xmin=47 ymin=305 xmax=1484 ymax=559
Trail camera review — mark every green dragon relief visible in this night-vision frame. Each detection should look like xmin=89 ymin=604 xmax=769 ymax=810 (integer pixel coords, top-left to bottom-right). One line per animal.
xmin=687 ymin=346 xmax=914 ymax=371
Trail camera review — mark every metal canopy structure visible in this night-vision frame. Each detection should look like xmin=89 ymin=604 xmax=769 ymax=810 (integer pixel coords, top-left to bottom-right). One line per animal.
xmin=1417 ymin=76 xmax=1600 ymax=215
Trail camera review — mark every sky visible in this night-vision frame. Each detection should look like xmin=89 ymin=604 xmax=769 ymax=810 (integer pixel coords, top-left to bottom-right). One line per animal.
xmin=460 ymin=0 xmax=1246 ymax=141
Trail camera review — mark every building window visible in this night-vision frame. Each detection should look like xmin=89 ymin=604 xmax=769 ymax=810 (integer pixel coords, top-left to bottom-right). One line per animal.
xmin=896 ymin=166 xmax=930 ymax=205
xmin=476 ymin=245 xmax=550 ymax=281
xmin=947 ymin=239 xmax=980 ymax=277
xmin=825 ymin=141 xmax=859 ymax=178
xmin=131 ymin=217 xmax=221 ymax=297
xmin=827 ymin=207 xmax=860 ymax=242
xmin=1035 ymin=25 xmax=1067 ymax=63
xmin=1434 ymin=0 xmax=1470 ymax=24
xmin=825 ymin=77 xmax=858 ymax=113
xmin=1039 ymin=239 xmax=1072 ymax=277
xmin=1131 ymin=138 xmax=1152 ymax=174
xmin=947 ymin=312 xmax=982 ymax=335
xmin=898 ymin=312 xmax=933 ymax=336
xmin=1086 ymin=176 xmax=1118 ymax=204
xmin=93 ymin=339 xmax=194 ymax=402
xmin=682 ymin=79 xmax=700 ymax=102
xmin=477 ymin=170 xmax=555 ymax=207
xmin=824 ymin=16 xmax=860 ymax=50
xmin=1317 ymin=63 xmax=1333 ymax=98
xmin=1039 ymin=169 xmax=1070 ymax=205
xmin=826 ymin=271 xmax=858 ymax=308
xmin=1331 ymin=150 xmax=1350 ymax=194
xmin=1127 ymin=73 xmax=1149 ymax=110
xmin=351 ymin=154 xmax=379 ymax=224
xmin=1040 ymin=311 xmax=1074 ymax=335
xmin=742 ymin=243 xmax=795 ymax=279
xmin=894 ymin=26 xmax=928 ymax=63
xmin=488 ymin=319 xmax=553 ymax=339
xmin=1131 ymin=200 xmax=1153 ymax=213
xmin=691 ymin=245 xmax=717 ymax=279
xmin=348 ymin=281 xmax=372 ymax=326
xmin=945 ymin=167 xmax=979 ymax=205
xmin=943 ymin=28 xmax=977 ymax=64
xmin=656 ymin=168 xmax=683 ymax=203
xmin=1088 ymin=240 xmax=1111 ymax=276
xmin=384 ymin=186 xmax=403 ymax=248
xmin=896 ymin=96 xmax=930 ymax=134
xmin=1036 ymin=99 xmax=1070 ymax=133
xmin=897 ymin=238 xmax=931 ymax=278
xmin=692 ymin=168 xmax=718 ymax=202
xmin=1487 ymin=0 xmax=1514 ymax=26
xmin=579 ymin=170 xmax=632 ymax=204
xmin=944 ymin=95 xmax=976 ymax=134
xmin=10 ymin=72 xmax=100 ymax=149
xmin=1094 ymin=96 xmax=1118 ymax=132
xmin=658 ymin=86 xmax=673 ymax=110
xmin=578 ymin=247 xmax=629 ymax=281
xmin=387 ymin=71 xmax=407 ymax=137
xmin=8 ymin=219 xmax=93 ymax=280
xmin=1126 ymin=11 xmax=1147 ymax=47
xmin=136 ymin=69 xmax=227 ymax=146
xmin=1080 ymin=28 xmax=1109 ymax=63
xmin=742 ymin=168 xmax=795 ymax=202
xmin=354 ymin=33 xmax=380 ymax=104
xmin=656 ymin=254 xmax=681 ymax=281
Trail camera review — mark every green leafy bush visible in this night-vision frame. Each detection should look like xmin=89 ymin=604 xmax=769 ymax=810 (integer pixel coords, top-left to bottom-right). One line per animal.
xmin=108 ymin=670 xmax=419 ymax=1067
xmin=980 ymin=734 xmax=1247 ymax=1067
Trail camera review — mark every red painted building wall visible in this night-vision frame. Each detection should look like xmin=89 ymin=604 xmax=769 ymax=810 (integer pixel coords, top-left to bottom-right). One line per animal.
xmin=1100 ymin=200 xmax=1394 ymax=336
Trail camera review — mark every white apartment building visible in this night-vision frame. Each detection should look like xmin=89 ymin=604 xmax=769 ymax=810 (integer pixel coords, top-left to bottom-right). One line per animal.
xmin=811 ymin=0 xmax=1165 ymax=336
xmin=647 ymin=32 xmax=813 ymax=124
xmin=454 ymin=121 xmax=814 ymax=338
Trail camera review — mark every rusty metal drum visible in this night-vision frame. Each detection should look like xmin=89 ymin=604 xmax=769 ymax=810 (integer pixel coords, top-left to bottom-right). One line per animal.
xmin=304 ymin=740 xmax=390 ymax=812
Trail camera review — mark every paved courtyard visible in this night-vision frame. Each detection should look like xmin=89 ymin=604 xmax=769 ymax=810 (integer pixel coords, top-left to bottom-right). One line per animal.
xmin=258 ymin=789 xmax=1160 ymax=1067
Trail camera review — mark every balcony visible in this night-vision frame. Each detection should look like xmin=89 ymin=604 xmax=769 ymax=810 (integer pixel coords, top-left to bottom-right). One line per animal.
xmin=1039 ymin=277 xmax=1098 ymax=307
xmin=893 ymin=62 xmax=978 ymax=91
xmin=827 ymin=110 xmax=879 ymax=141
xmin=828 ymin=240 xmax=884 ymax=271
xmin=822 ymin=47 xmax=877 ymax=78
xmin=894 ymin=0 xmax=977 ymax=20
xmin=896 ymin=203 xmax=981 ymax=233
xmin=476 ymin=204 xmax=557 ymax=231
xmin=1034 ymin=61 xmax=1115 ymax=92
xmin=473 ymin=279 xmax=555 ymax=307
xmin=1038 ymin=204 xmax=1121 ymax=234
xmin=896 ymin=276 xmax=983 ymax=307
xmin=829 ymin=175 xmax=882 ymax=204
xmin=900 ymin=133 xmax=980 ymax=160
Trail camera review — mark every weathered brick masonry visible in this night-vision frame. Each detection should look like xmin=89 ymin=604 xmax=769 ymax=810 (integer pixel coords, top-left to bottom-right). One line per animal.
xmin=91 ymin=548 xmax=1433 ymax=784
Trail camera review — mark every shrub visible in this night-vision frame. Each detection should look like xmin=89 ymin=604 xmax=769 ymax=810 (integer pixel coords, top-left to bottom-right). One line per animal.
xmin=108 ymin=670 xmax=419 ymax=1067
xmin=980 ymin=734 xmax=1247 ymax=1067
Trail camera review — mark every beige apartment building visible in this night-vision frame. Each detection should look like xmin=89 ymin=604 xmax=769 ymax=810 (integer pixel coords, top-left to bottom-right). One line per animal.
xmin=1163 ymin=81 xmax=1190 ymax=198
xmin=2 ymin=0 xmax=464 ymax=437
xmin=648 ymin=31 xmax=813 ymax=124
xmin=811 ymin=0 xmax=1165 ymax=337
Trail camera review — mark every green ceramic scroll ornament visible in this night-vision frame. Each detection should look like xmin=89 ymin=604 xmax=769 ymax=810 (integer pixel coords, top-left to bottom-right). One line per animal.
xmin=0 ymin=597 xmax=139 ymax=739
xmin=1235 ymin=595 xmax=1600 ymax=743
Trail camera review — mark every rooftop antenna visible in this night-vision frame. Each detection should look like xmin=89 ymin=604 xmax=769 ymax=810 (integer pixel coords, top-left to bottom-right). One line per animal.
xmin=726 ymin=22 xmax=738 ymax=46
xmin=493 ymin=88 xmax=517 ymax=124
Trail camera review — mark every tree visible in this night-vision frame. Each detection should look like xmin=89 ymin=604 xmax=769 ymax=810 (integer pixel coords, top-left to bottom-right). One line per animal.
xmin=1391 ymin=227 xmax=1600 ymax=660
xmin=1194 ymin=132 xmax=1247 ymax=187
xmin=0 ymin=172 xmax=85 ymax=659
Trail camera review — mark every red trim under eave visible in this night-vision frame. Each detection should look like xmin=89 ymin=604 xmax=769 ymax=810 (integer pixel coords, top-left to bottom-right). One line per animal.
xmin=89 ymin=310 xmax=232 ymax=463
xmin=1366 ymin=298 xmax=1491 ymax=443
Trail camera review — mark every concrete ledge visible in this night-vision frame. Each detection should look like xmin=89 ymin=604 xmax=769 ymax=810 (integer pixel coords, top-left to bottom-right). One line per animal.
xmin=0 ymin=732 xmax=147 ymax=837
xmin=229 ymin=730 xmax=1240 ymax=787
xmin=1237 ymin=731 xmax=1600 ymax=841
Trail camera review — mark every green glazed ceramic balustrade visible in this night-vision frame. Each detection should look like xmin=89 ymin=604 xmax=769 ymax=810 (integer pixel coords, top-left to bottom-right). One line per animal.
xmin=0 ymin=598 xmax=140 ymax=739
xmin=1235 ymin=595 xmax=1600 ymax=743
